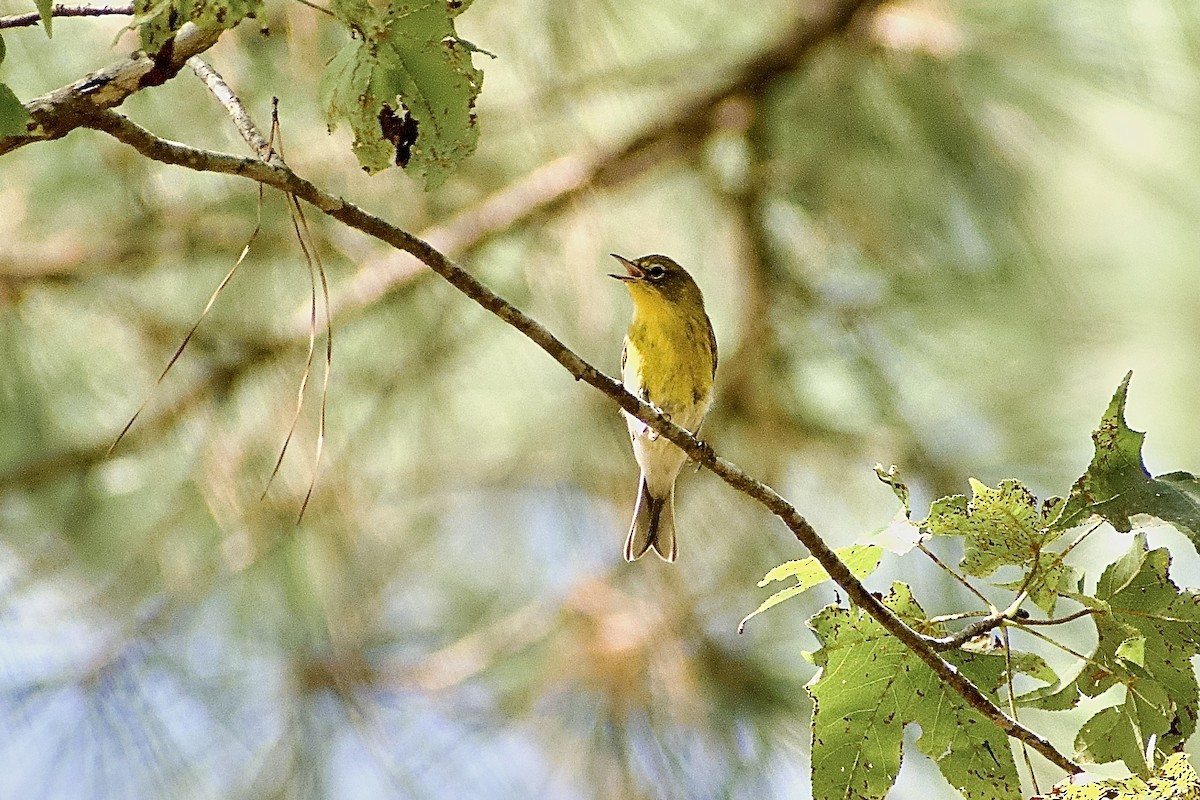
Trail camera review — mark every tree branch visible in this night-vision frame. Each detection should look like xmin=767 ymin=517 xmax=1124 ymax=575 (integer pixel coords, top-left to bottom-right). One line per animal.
xmin=1019 ymin=608 xmax=1097 ymax=627
xmin=0 ymin=22 xmax=222 ymax=155
xmin=0 ymin=3 xmax=132 ymax=29
xmin=929 ymin=591 xmax=1028 ymax=651
xmin=186 ymin=56 xmax=279 ymax=165
xmin=78 ymin=108 xmax=1081 ymax=775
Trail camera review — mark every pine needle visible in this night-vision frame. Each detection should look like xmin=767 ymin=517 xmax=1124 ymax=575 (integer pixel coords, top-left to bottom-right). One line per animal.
xmin=108 ymin=193 xmax=264 ymax=456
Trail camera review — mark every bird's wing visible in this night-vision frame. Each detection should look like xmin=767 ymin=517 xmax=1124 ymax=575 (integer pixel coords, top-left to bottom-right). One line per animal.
xmin=707 ymin=317 xmax=718 ymax=379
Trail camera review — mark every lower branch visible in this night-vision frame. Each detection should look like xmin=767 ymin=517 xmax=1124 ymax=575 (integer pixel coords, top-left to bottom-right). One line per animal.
xmin=80 ymin=108 xmax=1082 ymax=776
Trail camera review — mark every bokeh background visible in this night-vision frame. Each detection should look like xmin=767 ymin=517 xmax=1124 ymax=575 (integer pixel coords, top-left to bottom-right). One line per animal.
xmin=3 ymin=0 xmax=1200 ymax=797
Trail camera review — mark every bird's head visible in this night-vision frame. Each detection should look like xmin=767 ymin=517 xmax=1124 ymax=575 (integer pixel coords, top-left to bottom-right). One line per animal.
xmin=609 ymin=254 xmax=705 ymax=313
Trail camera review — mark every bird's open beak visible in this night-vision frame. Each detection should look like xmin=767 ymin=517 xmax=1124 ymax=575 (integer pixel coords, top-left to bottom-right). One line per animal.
xmin=608 ymin=254 xmax=643 ymax=282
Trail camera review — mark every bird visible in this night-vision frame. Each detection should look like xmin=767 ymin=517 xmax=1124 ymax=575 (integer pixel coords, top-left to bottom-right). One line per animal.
xmin=609 ymin=253 xmax=717 ymax=562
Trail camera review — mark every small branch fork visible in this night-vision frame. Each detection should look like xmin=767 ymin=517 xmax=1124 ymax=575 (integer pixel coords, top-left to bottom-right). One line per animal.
xmin=72 ymin=95 xmax=1083 ymax=775
xmin=929 ymin=600 xmax=1097 ymax=651
xmin=186 ymin=57 xmax=280 ymax=166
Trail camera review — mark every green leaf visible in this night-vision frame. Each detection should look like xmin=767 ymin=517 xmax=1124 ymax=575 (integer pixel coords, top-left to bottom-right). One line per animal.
xmin=807 ymin=583 xmax=1020 ymax=800
xmin=0 ymin=83 xmax=30 ymax=137
xmin=35 ymin=0 xmax=53 ymax=36
xmin=1049 ymin=752 xmax=1200 ymax=799
xmin=131 ymin=0 xmax=263 ymax=55
xmin=1075 ymin=689 xmax=1168 ymax=773
xmin=1058 ymin=372 xmax=1200 ymax=546
xmin=997 ymin=649 xmax=1059 ymax=687
xmin=957 ymin=639 xmax=1059 ymax=689
xmin=1115 ymin=636 xmax=1146 ymax=668
xmin=0 ymin=33 xmax=6 ymax=65
xmin=1022 ymin=534 xmax=1200 ymax=774
xmin=921 ymin=478 xmax=1068 ymax=613
xmin=873 ymin=463 xmax=910 ymax=512
xmin=739 ymin=544 xmax=881 ymax=633
xmin=320 ymin=1 xmax=483 ymax=188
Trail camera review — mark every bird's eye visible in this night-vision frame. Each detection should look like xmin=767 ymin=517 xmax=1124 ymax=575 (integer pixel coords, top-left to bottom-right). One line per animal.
xmin=646 ymin=265 xmax=666 ymax=279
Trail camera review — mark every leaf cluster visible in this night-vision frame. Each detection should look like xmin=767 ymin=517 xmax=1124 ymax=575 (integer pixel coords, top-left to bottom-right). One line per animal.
xmin=748 ymin=373 xmax=1200 ymax=799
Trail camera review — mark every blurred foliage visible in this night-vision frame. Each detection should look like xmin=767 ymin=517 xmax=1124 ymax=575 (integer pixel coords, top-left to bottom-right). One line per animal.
xmin=2 ymin=0 xmax=1200 ymax=797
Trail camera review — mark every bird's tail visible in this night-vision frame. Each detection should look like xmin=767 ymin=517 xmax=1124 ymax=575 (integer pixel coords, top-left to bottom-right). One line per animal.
xmin=624 ymin=478 xmax=677 ymax=563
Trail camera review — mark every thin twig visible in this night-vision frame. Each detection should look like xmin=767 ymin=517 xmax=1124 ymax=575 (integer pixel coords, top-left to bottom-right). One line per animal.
xmin=928 ymin=591 xmax=1028 ymax=651
xmin=1018 ymin=626 xmax=1097 ymax=666
xmin=930 ymin=600 xmax=1098 ymax=651
xmin=1019 ymin=608 xmax=1097 ymax=627
xmin=1056 ymin=519 xmax=1106 ymax=562
xmin=917 ymin=541 xmax=993 ymax=607
xmin=928 ymin=611 xmax=987 ymax=624
xmin=0 ymin=3 xmax=132 ymax=29
xmin=290 ymin=0 xmax=336 ymax=18
xmin=1002 ymin=625 xmax=1040 ymax=795
xmin=186 ymin=57 xmax=279 ymax=165
xmin=79 ymin=110 xmax=1082 ymax=776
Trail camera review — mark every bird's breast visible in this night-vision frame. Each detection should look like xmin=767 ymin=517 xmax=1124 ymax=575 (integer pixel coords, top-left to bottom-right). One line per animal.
xmin=622 ymin=315 xmax=714 ymax=424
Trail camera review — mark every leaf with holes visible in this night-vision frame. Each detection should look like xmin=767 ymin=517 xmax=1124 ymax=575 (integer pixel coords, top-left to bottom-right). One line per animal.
xmin=321 ymin=0 xmax=483 ymax=188
xmin=921 ymin=478 xmax=1070 ymax=613
xmin=807 ymin=583 xmax=1021 ymax=800
xmin=1045 ymin=752 xmax=1200 ymax=799
xmin=1021 ymin=534 xmax=1200 ymax=775
xmin=131 ymin=0 xmax=264 ymax=54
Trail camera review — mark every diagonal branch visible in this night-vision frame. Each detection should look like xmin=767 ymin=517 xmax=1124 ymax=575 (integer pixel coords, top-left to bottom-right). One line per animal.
xmin=79 ymin=108 xmax=1081 ymax=776
xmin=0 ymin=22 xmax=222 ymax=155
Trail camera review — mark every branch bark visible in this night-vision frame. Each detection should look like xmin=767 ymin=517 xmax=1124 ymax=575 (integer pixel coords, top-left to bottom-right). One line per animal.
xmin=0 ymin=4 xmax=132 ymax=29
xmin=187 ymin=56 xmax=279 ymax=165
xmin=0 ymin=22 xmax=221 ymax=155
xmin=78 ymin=108 xmax=1081 ymax=776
